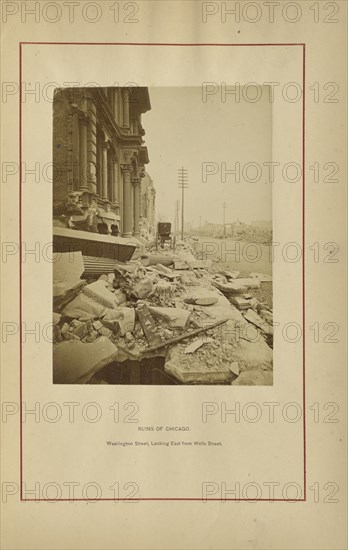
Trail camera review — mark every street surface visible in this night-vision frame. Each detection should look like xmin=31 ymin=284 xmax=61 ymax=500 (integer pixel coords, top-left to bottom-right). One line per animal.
xmin=193 ymin=236 xmax=273 ymax=276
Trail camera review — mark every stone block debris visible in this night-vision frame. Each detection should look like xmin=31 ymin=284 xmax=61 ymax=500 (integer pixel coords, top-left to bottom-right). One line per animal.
xmin=61 ymin=293 xmax=107 ymax=320
xmin=148 ymin=306 xmax=191 ymax=330
xmin=52 ymin=236 xmax=273 ymax=385
xmin=229 ymin=296 xmax=252 ymax=310
xmin=83 ymin=280 xmax=120 ymax=309
xmin=141 ymin=254 xmax=174 ymax=267
xmin=212 ymin=280 xmax=248 ymax=294
xmin=53 ymin=337 xmax=118 ymax=384
xmin=243 ymin=308 xmax=273 ymax=335
xmin=144 ymin=318 xmax=228 ymax=354
xmin=53 ymin=280 xmax=86 ymax=311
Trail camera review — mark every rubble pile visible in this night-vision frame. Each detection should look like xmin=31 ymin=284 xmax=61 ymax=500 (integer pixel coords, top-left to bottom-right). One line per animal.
xmin=209 ymin=269 xmax=273 ymax=344
xmin=53 ymin=242 xmax=273 ymax=385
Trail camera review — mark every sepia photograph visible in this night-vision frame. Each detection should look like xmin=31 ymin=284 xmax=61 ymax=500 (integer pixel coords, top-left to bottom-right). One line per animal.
xmin=52 ymin=85 xmax=273 ymax=385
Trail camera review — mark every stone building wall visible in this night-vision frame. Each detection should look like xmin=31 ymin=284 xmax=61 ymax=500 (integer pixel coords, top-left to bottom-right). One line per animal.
xmin=53 ymin=86 xmax=151 ymax=238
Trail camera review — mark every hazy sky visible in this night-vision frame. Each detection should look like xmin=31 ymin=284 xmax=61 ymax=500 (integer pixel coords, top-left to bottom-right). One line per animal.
xmin=142 ymin=87 xmax=272 ymax=227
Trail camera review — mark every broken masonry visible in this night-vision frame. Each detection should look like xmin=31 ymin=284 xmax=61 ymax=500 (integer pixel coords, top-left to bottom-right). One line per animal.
xmin=53 ymin=239 xmax=273 ymax=385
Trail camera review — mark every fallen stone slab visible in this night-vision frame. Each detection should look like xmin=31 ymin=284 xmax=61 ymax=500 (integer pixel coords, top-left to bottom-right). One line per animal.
xmin=212 ymin=280 xmax=248 ymax=294
xmin=165 ymin=360 xmax=234 ymax=384
xmin=164 ymin=338 xmax=237 ymax=384
xmin=229 ymin=296 xmax=251 ymax=310
xmin=53 ymin=280 xmax=86 ymax=311
xmin=148 ymin=306 xmax=191 ymax=330
xmin=83 ymin=280 xmax=120 ymax=309
xmin=243 ymin=309 xmax=273 ymax=335
xmin=141 ymin=254 xmax=173 ymax=267
xmin=53 ymin=337 xmax=118 ymax=384
xmin=61 ymin=293 xmax=107 ymax=320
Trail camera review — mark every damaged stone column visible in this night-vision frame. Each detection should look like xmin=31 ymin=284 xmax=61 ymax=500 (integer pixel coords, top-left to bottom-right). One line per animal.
xmin=122 ymin=88 xmax=130 ymax=131
xmin=112 ymin=154 xmax=119 ymax=205
xmin=121 ymin=163 xmax=133 ymax=237
xmin=87 ymin=97 xmax=97 ymax=194
xmin=113 ymin=88 xmax=119 ymax=125
xmin=78 ymin=112 xmax=88 ymax=190
xmin=133 ymin=177 xmax=141 ymax=237
xmin=102 ymin=141 xmax=110 ymax=200
xmin=71 ymin=106 xmax=80 ymax=190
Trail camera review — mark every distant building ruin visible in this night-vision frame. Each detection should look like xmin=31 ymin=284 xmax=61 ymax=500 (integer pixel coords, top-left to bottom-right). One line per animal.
xmin=141 ymin=172 xmax=156 ymax=238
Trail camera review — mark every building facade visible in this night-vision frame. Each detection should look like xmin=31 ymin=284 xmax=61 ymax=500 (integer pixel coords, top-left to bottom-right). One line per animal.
xmin=53 ymin=86 xmax=151 ymax=239
xmin=140 ymin=172 xmax=156 ymax=238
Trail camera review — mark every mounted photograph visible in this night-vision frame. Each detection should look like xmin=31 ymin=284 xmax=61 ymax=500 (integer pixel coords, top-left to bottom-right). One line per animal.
xmin=52 ymin=85 xmax=273 ymax=385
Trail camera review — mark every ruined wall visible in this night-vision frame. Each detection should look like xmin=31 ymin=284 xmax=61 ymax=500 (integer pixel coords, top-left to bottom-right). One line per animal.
xmin=53 ymin=87 xmax=150 ymax=236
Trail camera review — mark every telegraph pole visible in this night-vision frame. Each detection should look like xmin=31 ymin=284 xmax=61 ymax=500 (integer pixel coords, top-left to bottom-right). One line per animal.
xmin=222 ymin=202 xmax=227 ymax=238
xmin=178 ymin=167 xmax=188 ymax=240
xmin=174 ymin=200 xmax=180 ymax=236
